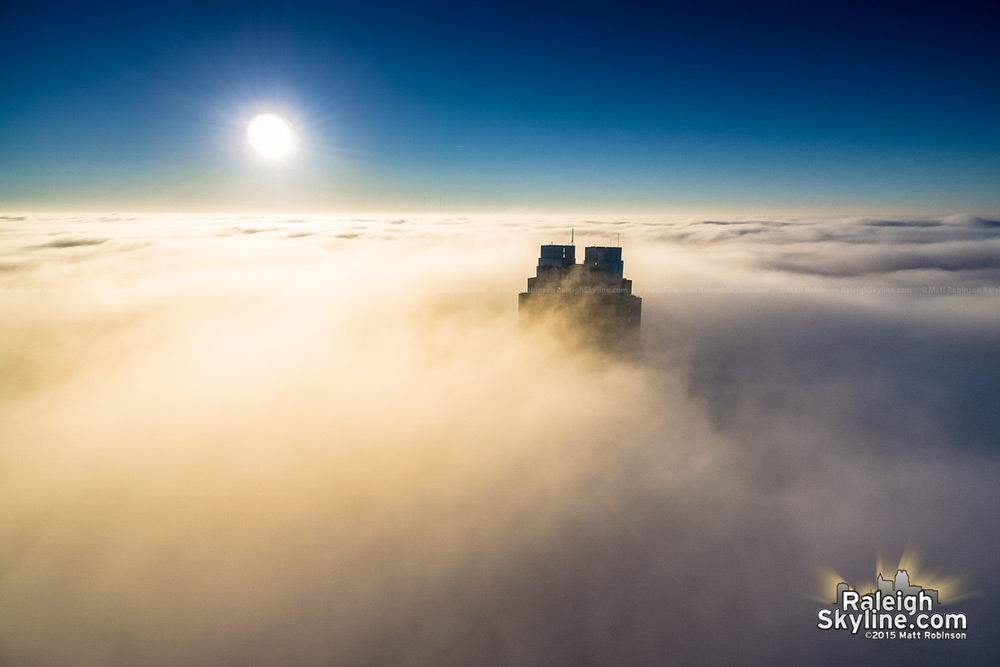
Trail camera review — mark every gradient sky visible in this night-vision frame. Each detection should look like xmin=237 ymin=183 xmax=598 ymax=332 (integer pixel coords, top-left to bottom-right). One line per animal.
xmin=1 ymin=0 xmax=998 ymax=214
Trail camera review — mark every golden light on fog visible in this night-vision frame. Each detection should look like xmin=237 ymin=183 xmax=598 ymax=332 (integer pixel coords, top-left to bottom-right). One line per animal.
xmin=247 ymin=113 xmax=295 ymax=160
xmin=2 ymin=213 xmax=998 ymax=664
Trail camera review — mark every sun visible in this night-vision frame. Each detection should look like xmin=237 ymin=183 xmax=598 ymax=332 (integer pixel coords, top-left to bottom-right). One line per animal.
xmin=247 ymin=113 xmax=295 ymax=160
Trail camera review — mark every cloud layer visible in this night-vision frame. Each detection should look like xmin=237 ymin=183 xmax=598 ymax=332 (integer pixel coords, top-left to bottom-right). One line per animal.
xmin=1 ymin=213 xmax=998 ymax=665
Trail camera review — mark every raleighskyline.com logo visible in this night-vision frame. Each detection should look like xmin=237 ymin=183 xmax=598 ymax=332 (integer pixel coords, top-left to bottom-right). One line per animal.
xmin=817 ymin=569 xmax=968 ymax=640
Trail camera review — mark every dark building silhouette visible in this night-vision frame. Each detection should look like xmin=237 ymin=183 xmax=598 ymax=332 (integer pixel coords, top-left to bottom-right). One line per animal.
xmin=518 ymin=244 xmax=641 ymax=345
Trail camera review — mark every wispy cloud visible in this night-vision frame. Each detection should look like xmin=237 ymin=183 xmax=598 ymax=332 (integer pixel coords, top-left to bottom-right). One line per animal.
xmin=34 ymin=237 xmax=108 ymax=248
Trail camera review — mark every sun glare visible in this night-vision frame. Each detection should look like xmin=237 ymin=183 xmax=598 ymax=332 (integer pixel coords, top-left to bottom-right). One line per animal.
xmin=247 ymin=113 xmax=295 ymax=160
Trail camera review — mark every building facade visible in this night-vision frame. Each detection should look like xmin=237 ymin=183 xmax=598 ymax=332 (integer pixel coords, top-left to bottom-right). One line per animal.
xmin=518 ymin=244 xmax=641 ymax=344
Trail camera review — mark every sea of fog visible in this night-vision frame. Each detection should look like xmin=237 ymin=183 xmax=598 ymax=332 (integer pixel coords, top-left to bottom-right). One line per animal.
xmin=1 ymin=212 xmax=998 ymax=665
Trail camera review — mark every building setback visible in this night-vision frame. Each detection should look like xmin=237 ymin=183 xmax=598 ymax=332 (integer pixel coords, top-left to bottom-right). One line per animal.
xmin=518 ymin=244 xmax=641 ymax=344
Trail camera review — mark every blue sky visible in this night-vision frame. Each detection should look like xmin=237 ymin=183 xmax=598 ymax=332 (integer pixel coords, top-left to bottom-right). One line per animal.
xmin=1 ymin=0 xmax=998 ymax=214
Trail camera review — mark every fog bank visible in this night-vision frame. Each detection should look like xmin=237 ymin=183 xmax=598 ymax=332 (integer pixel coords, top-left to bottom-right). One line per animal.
xmin=1 ymin=213 xmax=997 ymax=665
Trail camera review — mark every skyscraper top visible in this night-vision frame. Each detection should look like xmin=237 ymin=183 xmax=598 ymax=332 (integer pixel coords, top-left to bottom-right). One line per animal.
xmin=518 ymin=243 xmax=641 ymax=347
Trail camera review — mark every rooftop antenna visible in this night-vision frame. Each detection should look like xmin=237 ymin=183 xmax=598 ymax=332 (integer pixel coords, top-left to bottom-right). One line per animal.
xmin=617 ymin=233 xmax=620 ymax=247
xmin=571 ymin=228 xmax=574 ymax=244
